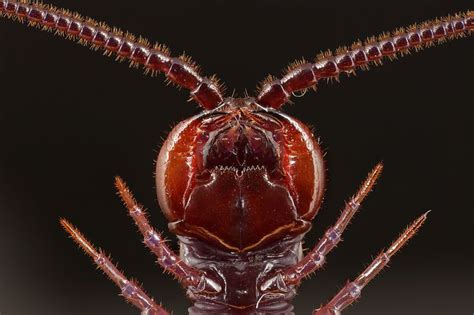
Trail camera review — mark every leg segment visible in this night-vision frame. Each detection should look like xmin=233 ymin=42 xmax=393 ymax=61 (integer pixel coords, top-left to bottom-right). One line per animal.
xmin=314 ymin=212 xmax=429 ymax=315
xmin=260 ymin=163 xmax=383 ymax=292
xmin=114 ymin=177 xmax=222 ymax=294
xmin=60 ymin=219 xmax=169 ymax=315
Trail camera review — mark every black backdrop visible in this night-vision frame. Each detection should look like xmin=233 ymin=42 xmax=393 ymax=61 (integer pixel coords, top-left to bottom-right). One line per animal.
xmin=0 ymin=0 xmax=472 ymax=314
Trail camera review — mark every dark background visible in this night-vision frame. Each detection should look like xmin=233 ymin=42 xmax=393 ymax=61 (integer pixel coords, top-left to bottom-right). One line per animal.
xmin=0 ymin=0 xmax=472 ymax=314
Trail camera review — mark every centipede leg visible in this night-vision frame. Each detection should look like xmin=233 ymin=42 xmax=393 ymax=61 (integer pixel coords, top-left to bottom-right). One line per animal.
xmin=260 ymin=163 xmax=383 ymax=292
xmin=313 ymin=212 xmax=429 ymax=315
xmin=114 ymin=177 xmax=222 ymax=294
xmin=60 ymin=219 xmax=169 ymax=315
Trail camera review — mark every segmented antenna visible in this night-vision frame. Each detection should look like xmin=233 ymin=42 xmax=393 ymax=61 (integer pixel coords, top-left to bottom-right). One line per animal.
xmin=256 ymin=12 xmax=473 ymax=109
xmin=0 ymin=0 xmax=226 ymax=110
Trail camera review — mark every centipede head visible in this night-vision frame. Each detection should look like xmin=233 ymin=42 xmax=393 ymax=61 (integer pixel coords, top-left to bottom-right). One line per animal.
xmin=156 ymin=97 xmax=325 ymax=252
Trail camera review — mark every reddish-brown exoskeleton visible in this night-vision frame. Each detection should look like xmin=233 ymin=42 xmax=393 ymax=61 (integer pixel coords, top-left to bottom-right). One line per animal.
xmin=1 ymin=1 xmax=472 ymax=314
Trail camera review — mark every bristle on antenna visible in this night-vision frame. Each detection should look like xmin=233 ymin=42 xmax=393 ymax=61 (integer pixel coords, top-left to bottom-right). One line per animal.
xmin=256 ymin=11 xmax=472 ymax=109
xmin=0 ymin=0 xmax=225 ymax=110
